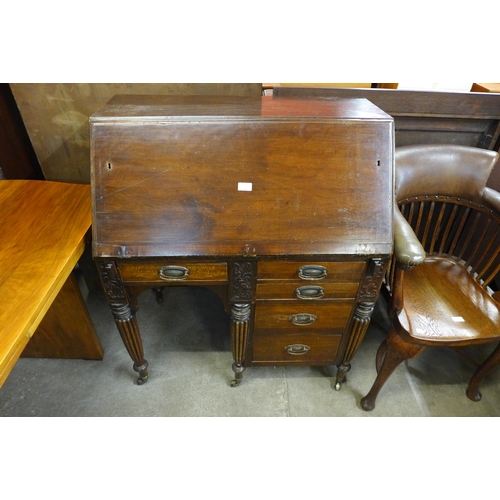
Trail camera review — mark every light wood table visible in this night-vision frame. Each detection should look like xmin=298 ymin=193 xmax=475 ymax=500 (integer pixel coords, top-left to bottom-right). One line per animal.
xmin=0 ymin=180 xmax=103 ymax=387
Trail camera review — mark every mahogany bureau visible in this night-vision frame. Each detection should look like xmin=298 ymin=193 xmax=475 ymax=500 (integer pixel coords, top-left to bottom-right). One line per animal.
xmin=90 ymin=95 xmax=394 ymax=389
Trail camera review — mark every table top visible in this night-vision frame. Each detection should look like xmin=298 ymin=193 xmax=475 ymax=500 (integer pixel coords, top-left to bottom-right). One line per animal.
xmin=90 ymin=94 xmax=394 ymax=122
xmin=0 ymin=180 xmax=91 ymax=385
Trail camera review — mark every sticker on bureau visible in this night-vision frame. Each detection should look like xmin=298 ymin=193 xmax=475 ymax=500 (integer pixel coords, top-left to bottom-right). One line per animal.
xmin=238 ymin=182 xmax=253 ymax=192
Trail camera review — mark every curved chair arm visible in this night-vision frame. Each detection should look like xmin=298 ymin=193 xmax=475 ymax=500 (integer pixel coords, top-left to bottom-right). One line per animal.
xmin=394 ymin=207 xmax=426 ymax=269
xmin=482 ymin=187 xmax=500 ymax=213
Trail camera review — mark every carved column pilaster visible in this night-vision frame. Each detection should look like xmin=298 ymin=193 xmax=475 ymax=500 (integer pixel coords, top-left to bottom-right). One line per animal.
xmin=97 ymin=260 xmax=148 ymax=384
xmin=231 ymin=261 xmax=255 ymax=302
xmin=229 ymin=261 xmax=256 ymax=386
xmin=97 ymin=260 xmax=128 ymax=304
xmin=230 ymin=303 xmax=251 ymax=386
xmin=335 ymin=258 xmax=387 ymax=390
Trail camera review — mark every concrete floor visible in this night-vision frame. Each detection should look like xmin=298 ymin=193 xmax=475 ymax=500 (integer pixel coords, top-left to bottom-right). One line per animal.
xmin=2 ymin=277 xmax=500 ymax=417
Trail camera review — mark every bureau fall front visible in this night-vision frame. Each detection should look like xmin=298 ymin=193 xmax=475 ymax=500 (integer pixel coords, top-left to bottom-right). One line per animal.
xmin=90 ymin=95 xmax=394 ymax=388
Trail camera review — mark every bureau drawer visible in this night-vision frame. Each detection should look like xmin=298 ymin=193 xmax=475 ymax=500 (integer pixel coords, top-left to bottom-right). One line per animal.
xmin=118 ymin=262 xmax=228 ymax=283
xmin=254 ymin=302 xmax=353 ymax=331
xmin=257 ymin=261 xmax=365 ymax=281
xmin=256 ymin=282 xmax=359 ymax=300
xmin=252 ymin=332 xmax=342 ymax=364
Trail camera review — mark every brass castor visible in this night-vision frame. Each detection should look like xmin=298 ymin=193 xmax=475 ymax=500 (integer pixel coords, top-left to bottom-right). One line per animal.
xmin=231 ymin=362 xmax=245 ymax=387
xmin=133 ymin=361 xmax=149 ymax=385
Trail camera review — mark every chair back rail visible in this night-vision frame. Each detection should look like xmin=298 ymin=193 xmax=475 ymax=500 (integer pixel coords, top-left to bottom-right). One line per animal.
xmin=398 ymin=196 xmax=500 ymax=289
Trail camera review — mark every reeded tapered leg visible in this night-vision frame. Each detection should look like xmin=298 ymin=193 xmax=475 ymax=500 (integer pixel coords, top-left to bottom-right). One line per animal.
xmin=360 ymin=328 xmax=425 ymax=411
xmin=336 ymin=301 xmax=376 ymax=390
xmin=336 ymin=258 xmax=388 ymax=391
xmin=229 ymin=261 xmax=255 ymax=387
xmin=97 ymin=260 xmax=149 ymax=384
xmin=230 ymin=303 xmax=251 ymax=387
xmin=110 ymin=303 xmax=149 ymax=385
xmin=466 ymin=342 xmax=500 ymax=402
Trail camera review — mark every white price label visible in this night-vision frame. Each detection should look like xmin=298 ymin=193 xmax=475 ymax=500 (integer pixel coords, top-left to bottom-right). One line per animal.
xmin=238 ymin=182 xmax=252 ymax=192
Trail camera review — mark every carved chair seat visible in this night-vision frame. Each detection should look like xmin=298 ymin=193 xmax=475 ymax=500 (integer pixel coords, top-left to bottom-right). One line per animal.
xmin=398 ymin=256 xmax=500 ymax=344
xmin=361 ymin=144 xmax=500 ymax=411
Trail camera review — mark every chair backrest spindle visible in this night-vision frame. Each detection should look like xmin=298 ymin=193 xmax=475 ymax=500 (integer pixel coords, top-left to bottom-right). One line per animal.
xmin=399 ymin=196 xmax=500 ymax=293
xmin=448 ymin=206 xmax=470 ymax=256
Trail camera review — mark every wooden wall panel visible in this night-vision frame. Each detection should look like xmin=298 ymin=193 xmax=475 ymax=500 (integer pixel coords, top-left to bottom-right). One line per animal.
xmin=0 ymin=84 xmax=44 ymax=180
xmin=10 ymin=83 xmax=262 ymax=183
xmin=273 ymin=86 xmax=500 ymax=190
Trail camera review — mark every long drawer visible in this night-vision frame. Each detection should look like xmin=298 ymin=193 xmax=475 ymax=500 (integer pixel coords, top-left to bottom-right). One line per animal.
xmin=118 ymin=261 xmax=228 ymax=283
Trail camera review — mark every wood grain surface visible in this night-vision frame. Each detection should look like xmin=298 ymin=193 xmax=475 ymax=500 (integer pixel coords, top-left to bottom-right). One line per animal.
xmin=0 ymin=180 xmax=97 ymax=385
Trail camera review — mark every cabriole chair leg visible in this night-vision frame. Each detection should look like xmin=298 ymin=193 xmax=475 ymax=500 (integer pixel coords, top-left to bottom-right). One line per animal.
xmin=361 ymin=328 xmax=425 ymax=411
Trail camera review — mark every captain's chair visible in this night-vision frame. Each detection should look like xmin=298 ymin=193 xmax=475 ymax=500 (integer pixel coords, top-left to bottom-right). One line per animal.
xmin=361 ymin=144 xmax=500 ymax=411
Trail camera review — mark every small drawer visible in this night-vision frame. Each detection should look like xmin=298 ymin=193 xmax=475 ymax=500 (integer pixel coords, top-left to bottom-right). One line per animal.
xmin=254 ymin=302 xmax=353 ymax=331
xmin=257 ymin=261 xmax=365 ymax=281
xmin=256 ymin=281 xmax=359 ymax=300
xmin=118 ymin=262 xmax=228 ymax=283
xmin=252 ymin=332 xmax=342 ymax=364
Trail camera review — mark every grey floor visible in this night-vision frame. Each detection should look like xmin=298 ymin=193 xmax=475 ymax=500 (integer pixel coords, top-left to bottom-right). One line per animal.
xmin=2 ymin=275 xmax=500 ymax=417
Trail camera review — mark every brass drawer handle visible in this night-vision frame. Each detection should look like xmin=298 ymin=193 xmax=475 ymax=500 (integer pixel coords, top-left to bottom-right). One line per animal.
xmin=289 ymin=313 xmax=318 ymax=326
xmin=295 ymin=285 xmax=324 ymax=299
xmin=284 ymin=344 xmax=311 ymax=355
xmin=297 ymin=265 xmax=328 ymax=280
xmin=158 ymin=265 xmax=190 ymax=280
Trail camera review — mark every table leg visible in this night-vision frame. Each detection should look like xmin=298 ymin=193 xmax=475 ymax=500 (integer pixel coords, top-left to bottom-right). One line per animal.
xmin=97 ymin=261 xmax=149 ymax=384
xmin=335 ymin=258 xmax=387 ymax=390
xmin=230 ymin=303 xmax=250 ymax=386
xmin=336 ymin=301 xmax=375 ymax=390
xmin=110 ymin=302 xmax=149 ymax=385
xmin=229 ymin=261 xmax=256 ymax=387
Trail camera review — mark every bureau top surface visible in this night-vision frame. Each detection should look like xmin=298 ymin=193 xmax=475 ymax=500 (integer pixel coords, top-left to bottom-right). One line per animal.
xmin=90 ymin=94 xmax=393 ymax=122
xmin=91 ymin=95 xmax=394 ymax=259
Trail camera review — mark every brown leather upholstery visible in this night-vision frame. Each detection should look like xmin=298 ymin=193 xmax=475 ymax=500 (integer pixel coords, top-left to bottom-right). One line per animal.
xmin=393 ymin=207 xmax=425 ymax=268
xmin=483 ymin=187 xmax=500 ymax=212
xmin=395 ymin=144 xmax=499 ymax=204
xmin=393 ymin=145 xmax=500 ymax=269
